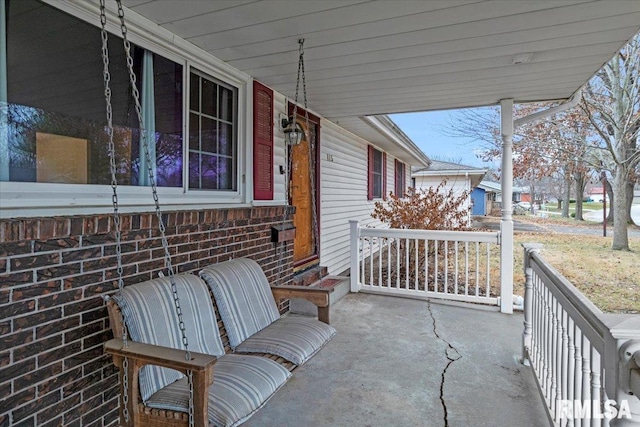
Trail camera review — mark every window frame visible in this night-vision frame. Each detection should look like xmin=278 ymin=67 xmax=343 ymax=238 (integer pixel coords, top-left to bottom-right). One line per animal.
xmin=367 ymin=145 xmax=386 ymax=200
xmin=394 ymin=160 xmax=406 ymax=196
xmin=1 ymin=0 xmax=251 ymax=217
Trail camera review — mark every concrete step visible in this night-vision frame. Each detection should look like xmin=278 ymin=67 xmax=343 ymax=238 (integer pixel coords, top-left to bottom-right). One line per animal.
xmin=292 ymin=265 xmax=328 ymax=287
xmin=289 ymin=276 xmax=350 ymax=317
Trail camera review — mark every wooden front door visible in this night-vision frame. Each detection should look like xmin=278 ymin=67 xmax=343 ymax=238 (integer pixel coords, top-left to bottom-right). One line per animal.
xmin=290 ymin=120 xmax=318 ymax=265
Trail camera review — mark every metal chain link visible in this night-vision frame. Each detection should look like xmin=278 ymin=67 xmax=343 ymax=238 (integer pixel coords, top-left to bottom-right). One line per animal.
xmin=187 ymin=370 xmax=195 ymax=426
xmin=298 ymin=39 xmax=320 ymax=257
xmin=99 ymin=1 xmax=129 ymax=423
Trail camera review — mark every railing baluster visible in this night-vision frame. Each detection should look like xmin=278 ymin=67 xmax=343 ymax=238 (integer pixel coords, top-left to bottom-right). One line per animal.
xmin=444 ymin=240 xmax=448 ymax=294
xmin=485 ymin=242 xmax=491 ymax=297
xmin=454 ymin=240 xmax=459 ymax=295
xmin=591 ymin=349 xmax=601 ymax=427
xmin=561 ymin=307 xmax=569 ymax=422
xmin=414 ymin=238 xmax=418 ymax=291
xmin=464 ymin=241 xmax=469 ymax=296
xmin=405 ymin=238 xmax=409 ymax=290
xmin=567 ymin=316 xmax=575 ymax=427
xmin=377 ymin=237 xmax=382 ymax=287
xmin=424 ymin=239 xmax=429 ymax=292
xmin=353 ymin=227 xmax=501 ymax=305
xmin=581 ymin=337 xmax=591 ymax=425
xmin=475 ymin=241 xmax=480 ymax=296
xmin=574 ymin=326 xmax=583 ymax=427
xmin=395 ymin=238 xmax=400 ymax=289
xmin=434 ymin=240 xmax=439 ymax=293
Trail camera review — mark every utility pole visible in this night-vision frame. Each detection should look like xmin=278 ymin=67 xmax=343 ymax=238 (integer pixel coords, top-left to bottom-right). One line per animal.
xmin=601 ymin=171 xmax=607 ymax=237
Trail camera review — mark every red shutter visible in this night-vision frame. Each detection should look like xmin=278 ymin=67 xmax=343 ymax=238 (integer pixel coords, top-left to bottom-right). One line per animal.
xmin=367 ymin=145 xmax=374 ymax=200
xmin=382 ymin=152 xmax=387 ymax=200
xmin=253 ymin=81 xmax=274 ymax=200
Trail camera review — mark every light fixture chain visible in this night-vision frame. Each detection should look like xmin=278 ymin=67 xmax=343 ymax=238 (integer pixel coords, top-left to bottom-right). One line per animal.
xmin=298 ymin=39 xmax=319 ymax=255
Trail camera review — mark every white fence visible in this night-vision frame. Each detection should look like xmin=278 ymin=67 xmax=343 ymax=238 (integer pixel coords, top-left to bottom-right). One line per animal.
xmin=522 ymin=244 xmax=640 ymax=426
xmin=349 ymin=220 xmax=502 ymax=306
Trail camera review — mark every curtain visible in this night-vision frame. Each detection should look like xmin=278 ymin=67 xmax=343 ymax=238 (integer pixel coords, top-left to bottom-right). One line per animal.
xmin=0 ymin=0 xmax=9 ymax=181
xmin=139 ymin=49 xmax=155 ymax=186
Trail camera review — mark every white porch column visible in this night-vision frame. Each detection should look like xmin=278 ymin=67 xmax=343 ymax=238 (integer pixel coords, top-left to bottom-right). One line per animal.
xmin=349 ymin=220 xmax=360 ymax=292
xmin=500 ymin=99 xmax=514 ymax=314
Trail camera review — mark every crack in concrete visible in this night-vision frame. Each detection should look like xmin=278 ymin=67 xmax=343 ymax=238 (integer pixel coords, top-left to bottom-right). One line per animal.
xmin=427 ymin=301 xmax=462 ymax=427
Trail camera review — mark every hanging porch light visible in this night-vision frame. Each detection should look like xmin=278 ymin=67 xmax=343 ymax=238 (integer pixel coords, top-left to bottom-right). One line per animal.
xmin=281 ymin=117 xmax=304 ymax=145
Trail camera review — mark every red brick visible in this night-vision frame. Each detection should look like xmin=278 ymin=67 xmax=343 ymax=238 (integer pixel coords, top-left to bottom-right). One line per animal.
xmin=64 ymin=297 xmax=103 ymax=317
xmin=13 ymin=335 xmax=61 ymax=360
xmin=39 ymin=219 xmax=56 ymax=240
xmin=14 ymin=308 xmax=62 ymax=331
xmin=1 ymin=272 xmax=31 ymax=292
xmin=37 ymin=366 xmax=82 ymax=395
xmin=64 ymin=321 xmax=103 ymax=345
xmin=2 ymin=330 xmax=34 ymax=354
xmin=62 ymin=246 xmax=103 ymax=263
xmin=12 ymin=281 xmax=61 ymax=301
xmin=12 ymin=389 xmax=60 ymax=422
xmin=38 ymin=289 xmax=83 ymax=310
xmin=38 ymin=341 xmax=82 ymax=369
xmin=36 ymin=316 xmax=80 ymax=339
xmin=13 ymin=361 xmax=63 ymax=391
xmin=0 ymin=357 xmax=35 ymax=384
xmin=36 ymin=262 xmax=82 ymax=281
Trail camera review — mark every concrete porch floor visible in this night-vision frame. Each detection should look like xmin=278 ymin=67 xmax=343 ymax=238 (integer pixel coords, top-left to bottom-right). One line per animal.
xmin=246 ymin=293 xmax=549 ymax=427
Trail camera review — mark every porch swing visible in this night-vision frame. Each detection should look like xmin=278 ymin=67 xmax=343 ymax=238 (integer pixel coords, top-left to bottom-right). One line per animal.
xmin=101 ymin=2 xmax=335 ymax=427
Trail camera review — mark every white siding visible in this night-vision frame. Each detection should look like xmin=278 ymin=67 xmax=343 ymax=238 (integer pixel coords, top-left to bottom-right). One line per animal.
xmin=413 ymin=174 xmax=472 ymax=212
xmin=319 ymin=120 xmax=389 ymax=275
xmin=265 ymin=89 xmax=419 ymax=276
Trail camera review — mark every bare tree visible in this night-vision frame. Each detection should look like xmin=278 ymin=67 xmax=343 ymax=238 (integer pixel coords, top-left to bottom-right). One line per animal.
xmin=582 ymin=34 xmax=640 ymax=250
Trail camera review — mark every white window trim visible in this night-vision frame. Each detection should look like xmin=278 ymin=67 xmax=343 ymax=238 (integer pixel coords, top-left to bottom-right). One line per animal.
xmin=2 ymin=0 xmax=256 ymax=217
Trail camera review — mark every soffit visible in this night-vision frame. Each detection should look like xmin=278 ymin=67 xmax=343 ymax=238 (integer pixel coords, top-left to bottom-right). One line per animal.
xmin=121 ymin=0 xmax=640 ymax=160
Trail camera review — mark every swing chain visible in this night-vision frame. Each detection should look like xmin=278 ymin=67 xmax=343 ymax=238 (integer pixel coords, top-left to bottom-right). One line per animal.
xmin=298 ymin=40 xmax=319 ymax=257
xmin=187 ymin=370 xmax=195 ymax=426
xmin=99 ymin=0 xmax=129 ymax=423
xmin=114 ymin=0 xmax=191 ymax=360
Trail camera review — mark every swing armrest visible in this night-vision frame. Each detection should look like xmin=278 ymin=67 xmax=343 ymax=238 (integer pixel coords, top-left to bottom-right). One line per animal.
xmin=271 ymin=285 xmax=334 ymax=324
xmin=105 ymin=338 xmax=217 ymax=383
xmin=105 ymin=339 xmax=216 ymax=426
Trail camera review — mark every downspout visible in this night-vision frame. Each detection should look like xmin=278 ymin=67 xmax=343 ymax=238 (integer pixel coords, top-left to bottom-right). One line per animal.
xmin=499 ymin=89 xmax=582 ymax=314
xmin=514 ymin=88 xmax=582 ymax=128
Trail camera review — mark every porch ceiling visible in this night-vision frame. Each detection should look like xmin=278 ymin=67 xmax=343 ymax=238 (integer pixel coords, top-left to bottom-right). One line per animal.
xmin=124 ymin=0 xmax=640 ymax=117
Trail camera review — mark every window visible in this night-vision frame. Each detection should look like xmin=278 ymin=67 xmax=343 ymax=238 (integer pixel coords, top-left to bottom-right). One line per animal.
xmin=367 ymin=145 xmax=386 ymax=200
xmin=394 ymin=160 xmax=406 ymax=196
xmin=253 ymin=81 xmax=274 ymax=200
xmin=188 ymin=71 xmax=237 ymax=190
xmin=3 ymin=0 xmax=183 ymax=187
xmin=3 ymin=0 xmax=242 ymax=199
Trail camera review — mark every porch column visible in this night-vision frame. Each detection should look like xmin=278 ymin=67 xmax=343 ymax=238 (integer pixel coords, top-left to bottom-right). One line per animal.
xmin=500 ymin=99 xmax=514 ymax=314
xmin=349 ymin=220 xmax=360 ymax=292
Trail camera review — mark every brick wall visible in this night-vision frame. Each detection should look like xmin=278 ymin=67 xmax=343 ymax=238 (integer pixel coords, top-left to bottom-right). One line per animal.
xmin=0 ymin=206 xmax=294 ymax=427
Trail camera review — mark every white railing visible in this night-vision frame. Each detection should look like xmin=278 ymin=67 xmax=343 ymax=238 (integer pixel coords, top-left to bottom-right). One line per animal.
xmin=349 ymin=220 xmax=502 ymax=306
xmin=522 ymin=244 xmax=640 ymax=426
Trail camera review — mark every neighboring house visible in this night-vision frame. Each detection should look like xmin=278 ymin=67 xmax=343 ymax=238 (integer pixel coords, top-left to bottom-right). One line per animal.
xmin=473 ymin=181 xmax=529 ymax=214
xmin=472 ymin=180 xmax=502 ymax=216
xmin=412 ymin=160 xmax=487 ymax=219
xmin=587 ymin=186 xmax=609 ymax=202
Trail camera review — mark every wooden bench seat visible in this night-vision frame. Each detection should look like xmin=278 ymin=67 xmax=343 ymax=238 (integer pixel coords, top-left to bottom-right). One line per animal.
xmin=104 ymin=260 xmax=335 ymax=427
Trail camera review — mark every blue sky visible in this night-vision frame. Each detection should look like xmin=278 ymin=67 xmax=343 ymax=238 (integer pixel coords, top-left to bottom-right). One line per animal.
xmin=390 ymin=110 xmax=487 ymax=168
